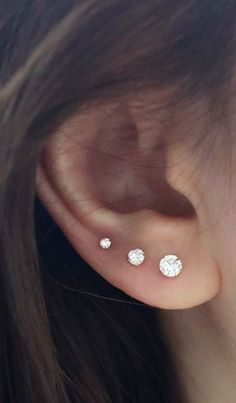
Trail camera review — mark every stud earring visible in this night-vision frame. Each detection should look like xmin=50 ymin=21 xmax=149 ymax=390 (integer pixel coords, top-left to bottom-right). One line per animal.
xmin=100 ymin=237 xmax=112 ymax=249
xmin=128 ymin=248 xmax=145 ymax=266
xmin=159 ymin=254 xmax=183 ymax=277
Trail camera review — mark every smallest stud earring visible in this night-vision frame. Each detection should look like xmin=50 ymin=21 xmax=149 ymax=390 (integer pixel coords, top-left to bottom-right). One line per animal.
xmin=100 ymin=237 xmax=112 ymax=250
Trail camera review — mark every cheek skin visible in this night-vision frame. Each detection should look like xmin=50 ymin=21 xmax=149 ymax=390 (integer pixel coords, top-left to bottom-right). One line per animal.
xmin=196 ymin=155 xmax=236 ymax=342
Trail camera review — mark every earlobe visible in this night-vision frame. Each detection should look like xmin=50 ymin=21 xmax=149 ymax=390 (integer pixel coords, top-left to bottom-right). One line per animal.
xmin=36 ymin=97 xmax=221 ymax=310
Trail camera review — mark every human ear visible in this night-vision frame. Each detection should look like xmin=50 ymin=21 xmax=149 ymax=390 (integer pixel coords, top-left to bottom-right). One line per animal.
xmin=36 ymin=95 xmax=221 ymax=309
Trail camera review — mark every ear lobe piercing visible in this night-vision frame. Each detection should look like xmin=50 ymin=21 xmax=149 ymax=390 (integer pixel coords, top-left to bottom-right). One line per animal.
xmin=100 ymin=237 xmax=112 ymax=249
xmin=127 ymin=248 xmax=145 ymax=266
xmin=99 ymin=238 xmax=182 ymax=277
xmin=159 ymin=254 xmax=183 ymax=277
xmin=100 ymin=239 xmax=146 ymax=266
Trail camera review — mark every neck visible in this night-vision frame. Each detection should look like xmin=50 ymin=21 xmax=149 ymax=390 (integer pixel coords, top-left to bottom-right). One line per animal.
xmin=159 ymin=295 xmax=236 ymax=403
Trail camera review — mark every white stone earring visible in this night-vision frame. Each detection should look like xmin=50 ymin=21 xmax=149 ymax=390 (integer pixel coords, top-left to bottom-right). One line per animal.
xmin=100 ymin=237 xmax=112 ymax=249
xmin=128 ymin=248 xmax=145 ymax=266
xmin=159 ymin=254 xmax=183 ymax=277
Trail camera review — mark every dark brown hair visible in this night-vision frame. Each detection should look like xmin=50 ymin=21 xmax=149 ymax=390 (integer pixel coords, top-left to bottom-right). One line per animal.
xmin=0 ymin=1 xmax=236 ymax=402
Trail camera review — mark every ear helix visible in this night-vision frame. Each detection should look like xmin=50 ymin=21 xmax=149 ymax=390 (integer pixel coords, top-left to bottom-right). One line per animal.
xmin=99 ymin=237 xmax=183 ymax=278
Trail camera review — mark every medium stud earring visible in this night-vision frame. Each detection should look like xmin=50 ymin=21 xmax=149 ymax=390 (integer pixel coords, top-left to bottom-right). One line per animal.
xmin=128 ymin=248 xmax=145 ymax=266
xmin=100 ymin=237 xmax=112 ymax=249
xmin=159 ymin=254 xmax=183 ymax=277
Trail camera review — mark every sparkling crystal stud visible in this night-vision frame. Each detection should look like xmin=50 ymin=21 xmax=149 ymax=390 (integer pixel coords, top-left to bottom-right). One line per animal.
xmin=128 ymin=248 xmax=145 ymax=266
xmin=159 ymin=254 xmax=183 ymax=277
xmin=100 ymin=237 xmax=112 ymax=249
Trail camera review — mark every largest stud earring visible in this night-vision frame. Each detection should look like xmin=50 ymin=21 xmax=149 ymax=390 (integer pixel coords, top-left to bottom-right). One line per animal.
xmin=159 ymin=254 xmax=183 ymax=277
